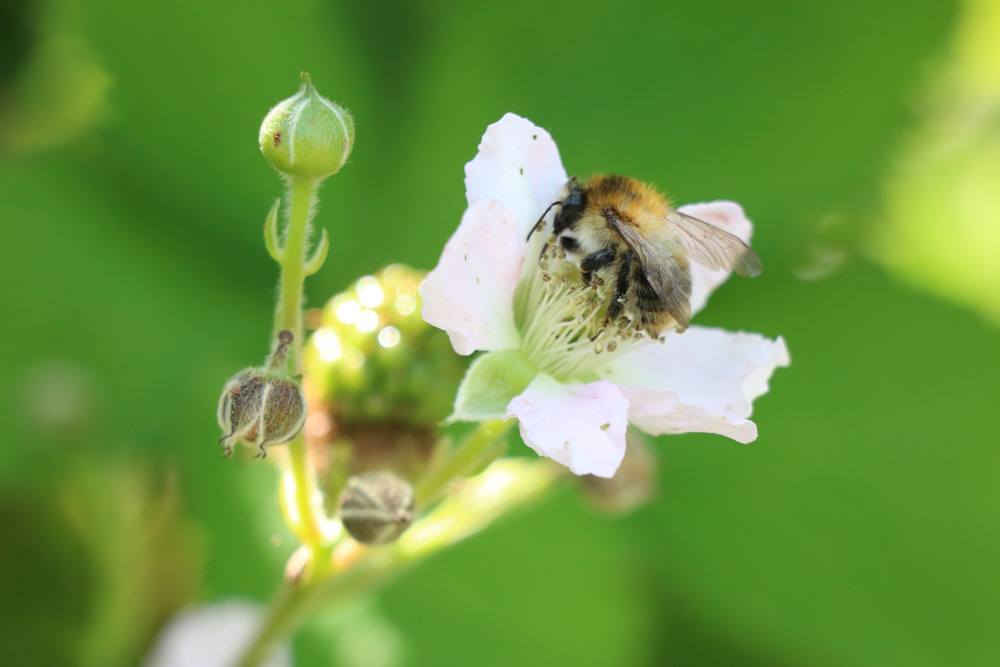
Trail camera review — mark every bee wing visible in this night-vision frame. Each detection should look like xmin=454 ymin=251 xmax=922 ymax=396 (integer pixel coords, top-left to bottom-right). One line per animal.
xmin=668 ymin=210 xmax=762 ymax=277
xmin=605 ymin=213 xmax=692 ymax=331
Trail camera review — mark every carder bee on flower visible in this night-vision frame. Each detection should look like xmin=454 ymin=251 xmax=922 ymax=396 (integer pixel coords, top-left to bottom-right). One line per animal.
xmin=528 ymin=174 xmax=762 ymax=337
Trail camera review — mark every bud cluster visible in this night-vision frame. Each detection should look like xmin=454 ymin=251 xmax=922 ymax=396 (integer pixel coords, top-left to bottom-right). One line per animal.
xmin=300 ymin=266 xmax=468 ymax=544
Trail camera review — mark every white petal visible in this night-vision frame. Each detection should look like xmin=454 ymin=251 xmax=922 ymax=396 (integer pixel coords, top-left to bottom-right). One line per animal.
xmin=606 ymin=327 xmax=789 ymax=444
xmin=506 ymin=374 xmax=629 ymax=478
xmin=678 ymin=201 xmax=754 ymax=315
xmin=143 ymin=601 xmax=290 ymax=667
xmin=421 ymin=200 xmax=523 ymax=355
xmin=465 ymin=113 xmax=569 ymax=238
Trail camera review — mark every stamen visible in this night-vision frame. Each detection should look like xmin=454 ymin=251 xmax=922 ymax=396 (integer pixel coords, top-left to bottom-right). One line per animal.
xmin=517 ymin=252 xmax=654 ymax=383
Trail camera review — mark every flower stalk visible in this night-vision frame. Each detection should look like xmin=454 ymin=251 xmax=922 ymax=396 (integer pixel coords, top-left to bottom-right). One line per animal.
xmin=271 ymin=176 xmax=329 ymax=557
xmin=274 ymin=177 xmax=318 ymax=360
xmin=414 ymin=419 xmax=512 ymax=506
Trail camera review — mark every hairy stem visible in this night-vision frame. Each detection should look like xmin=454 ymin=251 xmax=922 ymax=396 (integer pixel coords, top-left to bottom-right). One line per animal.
xmin=275 ymin=177 xmax=316 ymax=363
xmin=414 ymin=419 xmax=512 ymax=507
xmin=275 ymin=176 xmax=326 ymax=550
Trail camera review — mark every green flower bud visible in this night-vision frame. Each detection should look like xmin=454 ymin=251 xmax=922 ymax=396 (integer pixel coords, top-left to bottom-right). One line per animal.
xmin=217 ymin=331 xmax=306 ymax=458
xmin=259 ymin=72 xmax=354 ymax=180
xmin=339 ymin=471 xmax=415 ymax=545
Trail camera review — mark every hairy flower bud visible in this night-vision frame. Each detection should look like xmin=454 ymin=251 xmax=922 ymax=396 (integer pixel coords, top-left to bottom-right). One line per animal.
xmin=259 ymin=72 xmax=354 ymax=180
xmin=339 ymin=471 xmax=415 ymax=545
xmin=217 ymin=331 xmax=306 ymax=458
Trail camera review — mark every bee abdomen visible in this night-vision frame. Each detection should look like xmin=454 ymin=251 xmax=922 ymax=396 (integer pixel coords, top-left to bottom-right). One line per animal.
xmin=630 ymin=264 xmax=692 ymax=334
xmin=631 ymin=272 xmax=667 ymax=320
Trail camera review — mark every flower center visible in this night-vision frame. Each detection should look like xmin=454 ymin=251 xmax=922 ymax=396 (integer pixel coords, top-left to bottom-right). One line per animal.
xmin=514 ymin=237 xmax=653 ymax=383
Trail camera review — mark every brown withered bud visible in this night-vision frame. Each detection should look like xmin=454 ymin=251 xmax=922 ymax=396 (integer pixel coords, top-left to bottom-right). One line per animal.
xmin=217 ymin=331 xmax=306 ymax=458
xmin=579 ymin=429 xmax=657 ymax=514
xmin=339 ymin=471 xmax=415 ymax=545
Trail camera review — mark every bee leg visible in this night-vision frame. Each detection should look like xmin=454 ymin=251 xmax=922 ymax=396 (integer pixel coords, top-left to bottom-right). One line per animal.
xmin=538 ymin=235 xmax=556 ymax=263
xmin=587 ymin=253 xmax=628 ymax=341
xmin=580 ymin=247 xmax=617 ymax=286
xmin=607 ymin=250 xmax=633 ymax=319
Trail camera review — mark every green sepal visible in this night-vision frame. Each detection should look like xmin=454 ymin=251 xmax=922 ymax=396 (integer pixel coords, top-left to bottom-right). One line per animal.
xmin=264 ymin=198 xmax=282 ymax=262
xmin=450 ymin=350 xmax=536 ymax=422
xmin=303 ymin=228 xmax=329 ymax=276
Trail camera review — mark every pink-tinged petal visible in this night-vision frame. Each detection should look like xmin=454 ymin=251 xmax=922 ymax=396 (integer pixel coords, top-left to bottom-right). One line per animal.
xmin=677 ymin=201 xmax=754 ymax=315
xmin=506 ymin=374 xmax=629 ymax=478
xmin=606 ymin=327 xmax=789 ymax=444
xmin=465 ymin=113 xmax=569 ymax=238
xmin=421 ymin=200 xmax=523 ymax=355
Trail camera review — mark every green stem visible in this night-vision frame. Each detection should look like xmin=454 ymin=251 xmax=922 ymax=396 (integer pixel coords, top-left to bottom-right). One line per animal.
xmin=274 ymin=176 xmax=326 ymax=550
xmin=275 ymin=176 xmax=317 ymax=365
xmin=234 ymin=579 xmax=316 ymax=667
xmin=414 ymin=419 xmax=512 ymax=507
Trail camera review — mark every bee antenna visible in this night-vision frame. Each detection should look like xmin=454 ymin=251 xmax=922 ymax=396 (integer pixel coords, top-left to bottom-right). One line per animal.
xmin=526 ymin=200 xmax=561 ymax=242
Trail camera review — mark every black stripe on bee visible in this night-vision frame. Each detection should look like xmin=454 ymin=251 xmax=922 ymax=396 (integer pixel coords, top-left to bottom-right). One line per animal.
xmin=559 ymin=235 xmax=580 ymax=252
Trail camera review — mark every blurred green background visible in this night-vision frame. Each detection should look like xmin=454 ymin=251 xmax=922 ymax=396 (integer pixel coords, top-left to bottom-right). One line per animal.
xmin=3 ymin=0 xmax=999 ymax=665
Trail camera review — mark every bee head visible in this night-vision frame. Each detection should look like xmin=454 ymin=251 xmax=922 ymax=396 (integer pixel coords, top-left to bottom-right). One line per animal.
xmin=526 ymin=177 xmax=588 ymax=243
xmin=553 ymin=179 xmax=587 ymax=236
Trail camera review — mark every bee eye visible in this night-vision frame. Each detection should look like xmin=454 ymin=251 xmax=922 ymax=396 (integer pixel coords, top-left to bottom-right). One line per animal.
xmin=560 ymin=236 xmax=580 ymax=252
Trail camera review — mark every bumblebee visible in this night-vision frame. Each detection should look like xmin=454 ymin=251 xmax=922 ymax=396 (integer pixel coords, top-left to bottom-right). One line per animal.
xmin=530 ymin=175 xmax=761 ymax=336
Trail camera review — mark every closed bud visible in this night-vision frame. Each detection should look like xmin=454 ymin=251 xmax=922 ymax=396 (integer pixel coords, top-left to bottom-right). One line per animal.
xmin=259 ymin=72 xmax=354 ymax=181
xmin=339 ymin=471 xmax=414 ymax=545
xmin=217 ymin=331 xmax=306 ymax=458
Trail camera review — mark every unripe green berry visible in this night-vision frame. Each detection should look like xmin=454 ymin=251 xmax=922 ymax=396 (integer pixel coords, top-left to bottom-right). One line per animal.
xmin=339 ymin=471 xmax=415 ymax=545
xmin=305 ymin=265 xmax=466 ymax=428
xmin=303 ymin=267 xmax=466 ymax=499
xmin=259 ymin=72 xmax=354 ymax=180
